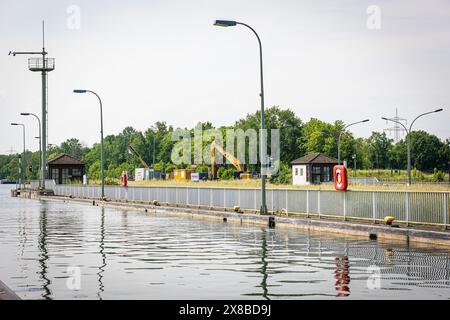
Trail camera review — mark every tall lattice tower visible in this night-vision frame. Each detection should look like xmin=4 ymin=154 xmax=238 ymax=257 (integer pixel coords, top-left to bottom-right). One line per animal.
xmin=384 ymin=108 xmax=407 ymax=142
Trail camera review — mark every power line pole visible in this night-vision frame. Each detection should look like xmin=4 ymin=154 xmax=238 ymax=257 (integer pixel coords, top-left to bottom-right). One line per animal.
xmin=384 ymin=108 xmax=407 ymax=143
xmin=9 ymin=21 xmax=55 ymax=186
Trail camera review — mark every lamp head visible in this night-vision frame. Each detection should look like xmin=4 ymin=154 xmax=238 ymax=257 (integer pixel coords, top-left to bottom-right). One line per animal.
xmin=435 ymin=108 xmax=443 ymax=113
xmin=20 ymin=112 xmax=30 ymax=116
xmin=381 ymin=117 xmax=388 ymax=121
xmin=213 ymin=20 xmax=237 ymax=27
xmin=362 ymin=119 xmax=370 ymax=122
xmin=11 ymin=123 xmax=18 ymax=126
xmin=73 ymin=89 xmax=87 ymax=93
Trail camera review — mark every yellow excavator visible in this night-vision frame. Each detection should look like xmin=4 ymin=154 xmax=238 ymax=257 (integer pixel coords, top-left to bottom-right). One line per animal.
xmin=210 ymin=140 xmax=252 ymax=180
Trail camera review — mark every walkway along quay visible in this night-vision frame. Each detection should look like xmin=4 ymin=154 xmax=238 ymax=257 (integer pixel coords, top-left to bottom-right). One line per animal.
xmin=14 ymin=184 xmax=450 ymax=247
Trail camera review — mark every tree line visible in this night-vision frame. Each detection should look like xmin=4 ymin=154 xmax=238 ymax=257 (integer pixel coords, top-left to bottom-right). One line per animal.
xmin=1 ymin=107 xmax=449 ymax=183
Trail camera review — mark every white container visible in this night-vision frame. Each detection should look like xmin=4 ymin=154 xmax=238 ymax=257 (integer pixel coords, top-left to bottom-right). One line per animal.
xmin=191 ymin=172 xmax=199 ymax=182
xmin=135 ymin=168 xmax=149 ymax=181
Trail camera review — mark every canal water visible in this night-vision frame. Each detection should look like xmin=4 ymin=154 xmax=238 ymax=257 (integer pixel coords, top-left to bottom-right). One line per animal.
xmin=1 ymin=185 xmax=449 ymax=300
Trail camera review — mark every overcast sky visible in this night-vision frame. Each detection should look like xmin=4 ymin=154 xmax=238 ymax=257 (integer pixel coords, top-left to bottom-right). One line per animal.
xmin=1 ymin=0 xmax=449 ymax=153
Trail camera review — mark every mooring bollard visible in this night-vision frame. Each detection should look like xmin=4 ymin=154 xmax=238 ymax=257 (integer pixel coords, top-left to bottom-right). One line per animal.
xmin=268 ymin=216 xmax=276 ymax=228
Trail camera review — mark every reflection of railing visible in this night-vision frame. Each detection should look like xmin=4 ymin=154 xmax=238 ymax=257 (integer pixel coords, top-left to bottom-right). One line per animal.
xmin=53 ymin=185 xmax=450 ymax=228
xmin=28 ymin=57 xmax=55 ymax=71
xmin=306 ymin=238 xmax=450 ymax=289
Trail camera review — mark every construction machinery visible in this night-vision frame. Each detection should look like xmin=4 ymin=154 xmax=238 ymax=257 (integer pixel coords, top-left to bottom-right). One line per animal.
xmin=210 ymin=140 xmax=252 ymax=180
xmin=128 ymin=145 xmax=150 ymax=169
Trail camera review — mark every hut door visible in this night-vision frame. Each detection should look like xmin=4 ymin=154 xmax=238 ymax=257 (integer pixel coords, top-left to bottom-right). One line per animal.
xmin=312 ymin=166 xmax=321 ymax=184
xmin=62 ymin=168 xmax=69 ymax=184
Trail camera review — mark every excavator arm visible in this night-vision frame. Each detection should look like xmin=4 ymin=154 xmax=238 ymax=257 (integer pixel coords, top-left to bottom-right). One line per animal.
xmin=128 ymin=145 xmax=150 ymax=169
xmin=210 ymin=141 xmax=243 ymax=179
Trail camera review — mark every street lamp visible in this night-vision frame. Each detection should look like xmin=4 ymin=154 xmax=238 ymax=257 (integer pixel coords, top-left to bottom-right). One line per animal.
xmin=73 ymin=89 xmax=105 ymax=199
xmin=382 ymin=108 xmax=443 ymax=185
xmin=11 ymin=123 xmax=26 ymax=189
xmin=9 ymin=21 xmax=55 ymax=187
xmin=213 ymin=19 xmax=268 ymax=214
xmin=352 ymin=154 xmax=357 ymax=178
xmin=337 ymin=119 xmax=369 ymax=165
xmin=21 ymin=112 xmax=42 ymax=189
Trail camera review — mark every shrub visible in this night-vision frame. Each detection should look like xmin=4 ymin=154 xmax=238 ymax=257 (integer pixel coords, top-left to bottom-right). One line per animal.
xmin=217 ymin=167 xmax=234 ymax=180
xmin=432 ymin=168 xmax=445 ymax=182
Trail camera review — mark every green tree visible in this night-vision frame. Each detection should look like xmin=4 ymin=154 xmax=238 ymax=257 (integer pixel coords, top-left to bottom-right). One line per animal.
xmin=234 ymin=106 xmax=303 ymax=164
xmin=60 ymin=138 xmax=88 ymax=159
xmin=409 ymin=131 xmax=445 ymax=171
xmin=367 ymin=132 xmax=393 ymax=169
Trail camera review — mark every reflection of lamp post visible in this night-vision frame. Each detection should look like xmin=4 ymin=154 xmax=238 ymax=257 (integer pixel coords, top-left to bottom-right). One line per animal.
xmin=73 ymin=89 xmax=104 ymax=198
xmin=21 ymin=113 xmax=42 ymax=189
xmin=337 ymin=119 xmax=369 ymax=165
xmin=214 ymin=19 xmax=268 ymax=214
xmin=382 ymin=108 xmax=443 ymax=185
xmin=11 ymin=123 xmax=26 ymax=189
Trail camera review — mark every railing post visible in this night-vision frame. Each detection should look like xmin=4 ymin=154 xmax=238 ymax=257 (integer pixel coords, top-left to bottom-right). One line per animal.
xmin=238 ymin=188 xmax=241 ymax=207
xmin=285 ymin=189 xmax=288 ymax=213
xmin=210 ymin=188 xmax=213 ymax=208
xmin=405 ymin=192 xmax=410 ymax=227
xmin=372 ymin=192 xmax=377 ymax=224
xmin=343 ymin=191 xmax=347 ymax=221
xmin=175 ymin=187 xmax=178 ymax=204
xmin=306 ymin=190 xmax=309 ymax=218
xmin=444 ymin=193 xmax=449 ymax=230
xmin=318 ymin=190 xmax=321 ymax=219
xmin=254 ymin=188 xmax=257 ymax=211
xmin=271 ymin=189 xmax=274 ymax=214
xmin=223 ymin=188 xmax=226 ymax=209
xmin=197 ymin=187 xmax=200 ymax=206
xmin=186 ymin=187 xmax=189 ymax=205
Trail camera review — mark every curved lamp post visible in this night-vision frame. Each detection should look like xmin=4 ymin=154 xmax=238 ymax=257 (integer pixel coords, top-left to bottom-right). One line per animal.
xmin=21 ymin=112 xmax=42 ymax=189
xmin=337 ymin=119 xmax=369 ymax=165
xmin=73 ymin=89 xmax=104 ymax=198
xmin=213 ymin=19 xmax=268 ymax=214
xmin=382 ymin=108 xmax=443 ymax=185
xmin=11 ymin=123 xmax=26 ymax=189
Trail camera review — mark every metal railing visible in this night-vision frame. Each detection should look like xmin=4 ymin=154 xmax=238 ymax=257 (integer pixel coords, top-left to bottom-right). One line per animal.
xmin=25 ymin=179 xmax=56 ymax=190
xmin=53 ymin=185 xmax=450 ymax=228
xmin=348 ymin=177 xmax=379 ymax=185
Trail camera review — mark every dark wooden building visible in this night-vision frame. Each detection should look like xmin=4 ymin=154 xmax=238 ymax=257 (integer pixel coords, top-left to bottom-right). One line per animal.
xmin=48 ymin=154 xmax=85 ymax=184
xmin=291 ymin=153 xmax=338 ymax=185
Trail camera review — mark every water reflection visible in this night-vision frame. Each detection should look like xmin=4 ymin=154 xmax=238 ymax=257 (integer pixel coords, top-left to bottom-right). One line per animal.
xmin=38 ymin=203 xmax=51 ymax=299
xmin=97 ymin=207 xmax=107 ymax=299
xmin=259 ymin=228 xmax=269 ymax=300
xmin=334 ymin=256 xmax=350 ymax=297
xmin=1 ymin=185 xmax=450 ymax=300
